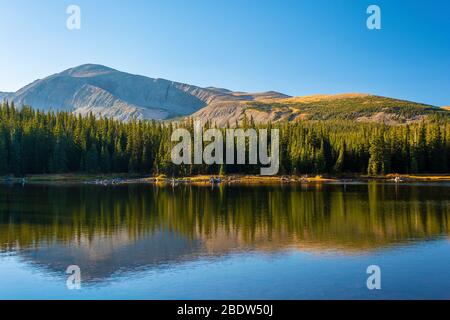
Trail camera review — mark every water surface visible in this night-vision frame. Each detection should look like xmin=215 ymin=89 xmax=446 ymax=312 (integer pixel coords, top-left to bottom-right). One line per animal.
xmin=0 ymin=182 xmax=449 ymax=299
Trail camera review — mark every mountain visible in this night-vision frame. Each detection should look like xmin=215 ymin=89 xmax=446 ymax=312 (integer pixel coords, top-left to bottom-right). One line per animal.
xmin=0 ymin=92 xmax=10 ymax=100
xmin=443 ymin=106 xmax=450 ymax=111
xmin=1 ymin=64 xmax=289 ymax=121
xmin=2 ymin=64 xmax=218 ymax=121
xmin=1 ymin=64 xmax=448 ymax=124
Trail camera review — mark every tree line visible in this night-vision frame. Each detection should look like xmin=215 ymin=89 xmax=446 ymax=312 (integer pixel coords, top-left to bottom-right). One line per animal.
xmin=0 ymin=102 xmax=449 ymax=177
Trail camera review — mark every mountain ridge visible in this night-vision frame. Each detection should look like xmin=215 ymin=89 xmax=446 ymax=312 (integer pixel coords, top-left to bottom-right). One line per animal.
xmin=2 ymin=64 xmax=290 ymax=122
xmin=1 ymin=64 xmax=448 ymax=124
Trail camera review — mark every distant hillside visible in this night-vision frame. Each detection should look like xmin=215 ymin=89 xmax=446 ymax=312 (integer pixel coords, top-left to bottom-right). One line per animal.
xmin=0 ymin=92 xmax=10 ymax=100
xmin=443 ymin=106 xmax=450 ymax=111
xmin=193 ymin=93 xmax=449 ymax=126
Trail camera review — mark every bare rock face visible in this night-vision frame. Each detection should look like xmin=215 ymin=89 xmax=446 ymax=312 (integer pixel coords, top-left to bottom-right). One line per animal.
xmin=2 ymin=64 xmax=225 ymax=120
xmin=1 ymin=64 xmax=292 ymax=122
xmin=2 ymin=64 xmax=291 ymax=122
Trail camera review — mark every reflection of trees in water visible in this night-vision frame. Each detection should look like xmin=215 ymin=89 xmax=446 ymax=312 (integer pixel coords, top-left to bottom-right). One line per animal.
xmin=0 ymin=183 xmax=449 ymax=253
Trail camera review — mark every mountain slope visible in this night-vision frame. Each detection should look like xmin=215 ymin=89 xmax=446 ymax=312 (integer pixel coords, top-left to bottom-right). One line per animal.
xmin=3 ymin=64 xmax=222 ymax=120
xmin=192 ymin=93 xmax=449 ymax=126
xmin=2 ymin=64 xmax=290 ymax=121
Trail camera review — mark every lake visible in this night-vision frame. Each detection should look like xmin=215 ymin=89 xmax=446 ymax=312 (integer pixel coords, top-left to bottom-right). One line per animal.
xmin=0 ymin=182 xmax=449 ymax=299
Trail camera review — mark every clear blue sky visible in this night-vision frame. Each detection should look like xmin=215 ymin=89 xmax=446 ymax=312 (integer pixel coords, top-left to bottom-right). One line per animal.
xmin=1 ymin=0 xmax=449 ymax=105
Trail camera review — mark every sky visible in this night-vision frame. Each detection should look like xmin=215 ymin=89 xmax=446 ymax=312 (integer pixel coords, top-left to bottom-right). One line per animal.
xmin=0 ymin=0 xmax=449 ymax=106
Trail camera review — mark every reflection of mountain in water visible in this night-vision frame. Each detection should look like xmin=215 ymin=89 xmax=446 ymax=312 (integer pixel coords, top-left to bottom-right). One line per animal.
xmin=0 ymin=183 xmax=449 ymax=282
xmin=18 ymin=230 xmax=202 ymax=282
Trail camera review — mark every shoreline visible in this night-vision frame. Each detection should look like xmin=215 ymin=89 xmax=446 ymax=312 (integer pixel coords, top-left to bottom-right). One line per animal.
xmin=1 ymin=173 xmax=450 ymax=186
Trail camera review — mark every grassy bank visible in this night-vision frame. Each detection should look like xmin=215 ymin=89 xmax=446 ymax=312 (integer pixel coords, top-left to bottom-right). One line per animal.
xmin=1 ymin=173 xmax=139 ymax=184
xmin=2 ymin=173 xmax=450 ymax=185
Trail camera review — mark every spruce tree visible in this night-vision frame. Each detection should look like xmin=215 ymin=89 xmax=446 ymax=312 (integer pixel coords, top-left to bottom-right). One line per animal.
xmin=86 ymin=144 xmax=99 ymax=173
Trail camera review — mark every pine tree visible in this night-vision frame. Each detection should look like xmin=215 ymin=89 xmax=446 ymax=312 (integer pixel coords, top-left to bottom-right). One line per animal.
xmin=333 ymin=142 xmax=346 ymax=173
xmin=368 ymin=135 xmax=383 ymax=175
xmin=219 ymin=163 xmax=226 ymax=176
xmin=51 ymin=138 xmax=68 ymax=173
xmin=428 ymin=124 xmax=445 ymax=172
xmin=86 ymin=144 xmax=99 ymax=173
xmin=8 ymin=128 xmax=23 ymax=176
xmin=0 ymin=124 xmax=7 ymax=175
xmin=100 ymin=146 xmax=111 ymax=173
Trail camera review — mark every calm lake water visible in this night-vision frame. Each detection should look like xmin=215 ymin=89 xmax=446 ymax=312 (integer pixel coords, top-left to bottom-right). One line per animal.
xmin=0 ymin=182 xmax=449 ymax=300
